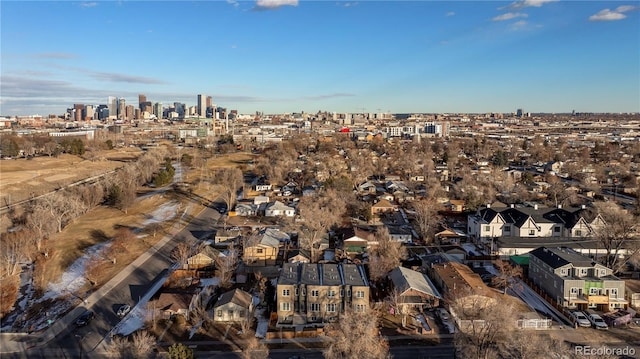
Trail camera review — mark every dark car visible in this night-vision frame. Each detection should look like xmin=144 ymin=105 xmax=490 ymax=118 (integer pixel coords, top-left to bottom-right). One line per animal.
xmin=75 ymin=311 xmax=94 ymax=326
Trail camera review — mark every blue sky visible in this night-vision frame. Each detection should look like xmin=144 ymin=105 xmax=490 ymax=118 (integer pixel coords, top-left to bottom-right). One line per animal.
xmin=1 ymin=0 xmax=639 ymax=116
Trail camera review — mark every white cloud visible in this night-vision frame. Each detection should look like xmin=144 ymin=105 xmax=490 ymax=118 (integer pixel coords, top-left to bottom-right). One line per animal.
xmin=227 ymin=0 xmax=239 ymax=8
xmin=511 ymin=20 xmax=528 ymax=29
xmin=492 ymin=12 xmax=528 ymax=21
xmin=446 ymin=11 xmax=455 ymax=17
xmin=254 ymin=0 xmax=298 ymax=10
xmin=79 ymin=2 xmax=97 ymax=8
xmin=589 ymin=7 xmax=633 ymax=21
xmin=500 ymin=0 xmax=558 ymax=10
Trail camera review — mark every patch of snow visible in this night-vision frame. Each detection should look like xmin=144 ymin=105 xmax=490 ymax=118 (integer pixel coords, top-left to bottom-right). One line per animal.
xmin=142 ymin=201 xmax=180 ymax=226
xmin=254 ymin=307 xmax=268 ymax=339
xmin=114 ymin=270 xmax=171 ymax=336
xmin=42 ymin=242 xmax=109 ymax=302
xmin=415 ymin=314 xmax=432 ymax=332
xmin=199 ymin=278 xmax=220 ymax=288
xmin=461 ymin=242 xmax=486 ymax=255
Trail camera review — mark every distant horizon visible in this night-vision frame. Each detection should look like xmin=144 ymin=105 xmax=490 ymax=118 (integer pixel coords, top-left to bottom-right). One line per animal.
xmin=2 ymin=1 xmax=639 ymax=116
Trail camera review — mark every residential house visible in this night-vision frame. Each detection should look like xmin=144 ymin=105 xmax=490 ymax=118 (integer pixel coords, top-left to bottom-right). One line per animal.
xmin=467 ymin=204 xmax=605 ymax=252
xmin=214 ymin=228 xmax=241 ymax=244
xmin=447 ymin=200 xmax=465 ymax=213
xmin=371 ymin=199 xmax=396 ymax=217
xmin=234 ymin=203 xmax=258 ymax=217
xmin=388 ymin=266 xmax=442 ymax=310
xmin=186 ymin=246 xmax=220 ymax=270
xmin=152 ymin=292 xmax=195 ymax=320
xmin=385 ymin=225 xmax=414 ymax=244
xmin=341 ymin=226 xmax=378 ymax=254
xmin=528 ymin=247 xmax=628 ymax=311
xmin=625 ymin=280 xmax=640 ymax=310
xmin=265 ymin=201 xmax=295 ymax=217
xmin=357 ymin=181 xmax=377 ymax=194
xmin=276 ymin=263 xmax=370 ymax=327
xmin=213 ymin=288 xmax=254 ymax=323
xmin=253 ymin=195 xmax=270 ymax=205
xmin=287 ymin=249 xmax=311 ymax=264
xmin=435 ymin=228 xmax=467 ymax=245
xmin=243 ymin=231 xmax=280 ymax=266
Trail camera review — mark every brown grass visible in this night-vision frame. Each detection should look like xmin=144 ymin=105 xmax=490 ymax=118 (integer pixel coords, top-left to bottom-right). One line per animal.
xmin=0 ymin=275 xmax=20 ymax=319
xmin=31 ymin=151 xmax=249 ymax=298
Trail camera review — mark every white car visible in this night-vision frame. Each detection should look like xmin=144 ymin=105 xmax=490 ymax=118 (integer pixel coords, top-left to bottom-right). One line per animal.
xmin=571 ymin=311 xmax=591 ymax=328
xmin=587 ymin=313 xmax=609 ymax=330
xmin=117 ymin=304 xmax=131 ymax=318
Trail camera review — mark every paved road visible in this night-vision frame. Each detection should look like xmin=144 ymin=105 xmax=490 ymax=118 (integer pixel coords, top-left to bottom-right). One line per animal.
xmin=2 ymin=196 xmax=225 ymax=359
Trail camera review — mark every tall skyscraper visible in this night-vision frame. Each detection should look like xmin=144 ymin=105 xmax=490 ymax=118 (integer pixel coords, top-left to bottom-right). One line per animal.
xmin=206 ymin=96 xmax=213 ymax=109
xmin=73 ymin=104 xmax=84 ymax=121
xmin=118 ymin=98 xmax=126 ymax=120
xmin=139 ymin=94 xmax=147 ymax=110
xmin=154 ymin=102 xmax=163 ymax=119
xmin=197 ymin=94 xmax=206 ymax=117
xmin=108 ymin=96 xmax=117 ymax=120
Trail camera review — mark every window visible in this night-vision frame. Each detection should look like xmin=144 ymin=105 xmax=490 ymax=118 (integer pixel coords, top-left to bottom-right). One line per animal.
xmin=580 ymin=268 xmax=588 ymax=276
xmin=282 ymin=289 xmax=290 ymax=297
xmin=310 ymin=303 xmax=320 ymax=312
xmin=281 ymin=302 xmax=291 ymax=311
xmin=340 ymin=289 xmax=344 ymax=297
xmin=600 ymin=269 xmax=606 ymax=277
xmin=575 ymin=230 xmax=582 ymax=236
xmin=326 ymin=303 xmax=336 ymax=312
xmin=529 ymin=229 xmax=536 ymax=236
xmin=554 ymin=226 xmax=561 ymax=233
xmin=217 ymin=310 xmax=222 ymax=317
xmin=347 ymin=290 xmax=351 ymax=297
xmin=503 ymin=226 xmax=511 ymax=233
xmin=355 ymin=304 xmax=367 ymax=312
xmin=355 ymin=290 xmax=365 ymax=299
xmin=294 ymin=288 xmax=299 ymax=296
xmin=311 ymin=290 xmax=319 ymax=297
xmin=228 ymin=310 xmax=234 ymax=317
xmin=570 ymin=287 xmax=578 ymax=294
xmin=484 ymin=225 xmax=490 ymax=232
xmin=256 ymin=248 xmax=263 ymax=254
xmin=301 ymin=288 xmax=306 ymax=296
xmin=239 ymin=310 xmax=245 ymax=317
xmin=328 ymin=290 xmax=336 ymax=298
xmin=560 ymin=269 xmax=567 ymax=276
xmin=589 ymin=288 xmax=599 ymax=295
xmin=609 ymin=288 xmax=618 ymax=297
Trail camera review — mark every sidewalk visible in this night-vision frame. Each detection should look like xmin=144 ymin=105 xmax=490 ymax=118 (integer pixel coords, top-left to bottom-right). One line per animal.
xmin=0 ymin=204 xmax=200 ymax=355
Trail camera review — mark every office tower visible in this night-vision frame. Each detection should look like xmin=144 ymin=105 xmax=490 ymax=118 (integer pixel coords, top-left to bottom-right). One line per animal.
xmin=516 ymin=108 xmax=524 ymax=117
xmin=96 ymin=105 xmax=109 ymax=121
xmin=139 ymin=94 xmax=147 ymax=110
xmin=73 ymin=104 xmax=84 ymax=122
xmin=197 ymin=94 xmax=206 ymax=117
xmin=126 ymin=105 xmax=135 ymax=121
xmin=108 ymin=96 xmax=118 ymax=119
xmin=84 ymin=105 xmax=94 ymax=121
xmin=118 ymin=98 xmax=126 ymax=120
xmin=154 ymin=103 xmax=163 ymax=119
xmin=206 ymin=96 xmax=213 ymax=109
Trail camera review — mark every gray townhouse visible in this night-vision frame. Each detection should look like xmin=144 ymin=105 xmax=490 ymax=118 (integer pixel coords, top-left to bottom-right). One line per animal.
xmin=528 ymin=247 xmax=628 ymax=312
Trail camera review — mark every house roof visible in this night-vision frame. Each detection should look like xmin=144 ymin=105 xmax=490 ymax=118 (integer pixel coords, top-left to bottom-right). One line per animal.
xmin=278 ymin=263 xmax=368 ymax=287
xmin=154 ymin=292 xmax=193 ymax=312
xmin=261 ymin=228 xmax=290 ymax=244
xmin=529 ymin=247 xmax=597 ymax=269
xmin=214 ymin=288 xmax=252 ymax=309
xmin=372 ymin=199 xmax=395 ymax=208
xmin=390 ymin=266 xmax=442 ymax=299
xmin=266 ymin=200 xmax=294 ymax=211
xmin=192 ymin=246 xmax=221 ymax=260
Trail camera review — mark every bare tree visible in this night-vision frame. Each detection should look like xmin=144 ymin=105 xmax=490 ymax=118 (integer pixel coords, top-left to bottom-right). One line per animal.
xmin=385 ymin=287 xmax=414 ymax=328
xmin=449 ymin=289 xmax=516 ymax=359
xmin=594 ymin=202 xmax=639 ymax=273
xmin=216 ymin=244 xmax=238 ymax=288
xmin=367 ymin=227 xmax=406 ymax=282
xmin=215 ymin=167 xmax=244 ymax=211
xmin=491 ymin=260 xmax=523 ymax=295
xmin=240 ymin=331 xmax=269 ymax=359
xmin=37 ymin=191 xmax=85 ymax=233
xmin=171 ymin=242 xmax=194 ymax=269
xmin=323 ymin=309 xmax=390 ymax=359
xmin=412 ymin=199 xmax=443 ymax=244
xmin=107 ymin=330 xmax=157 ymax=359
xmin=297 ymin=189 xmax=346 ymax=262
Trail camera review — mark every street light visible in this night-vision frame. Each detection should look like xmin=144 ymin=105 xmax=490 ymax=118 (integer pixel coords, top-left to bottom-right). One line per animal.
xmin=75 ymin=332 xmax=91 ymax=359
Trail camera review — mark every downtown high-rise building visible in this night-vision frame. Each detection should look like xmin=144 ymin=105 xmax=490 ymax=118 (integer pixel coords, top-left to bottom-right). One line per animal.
xmin=153 ymin=102 xmax=163 ymax=119
xmin=118 ymin=98 xmax=126 ymax=120
xmin=107 ymin=96 xmax=117 ymax=119
xmin=197 ymin=94 xmax=206 ymax=117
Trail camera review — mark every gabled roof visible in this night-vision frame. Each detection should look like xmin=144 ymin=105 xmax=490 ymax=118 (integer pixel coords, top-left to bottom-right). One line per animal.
xmin=261 ymin=228 xmax=290 ymax=244
xmin=155 ymin=292 xmax=193 ymax=311
xmin=266 ymin=200 xmax=294 ymax=211
xmin=193 ymin=246 xmax=221 ymax=260
xmin=214 ymin=288 xmax=252 ymax=309
xmin=390 ymin=266 xmax=442 ymax=299
xmin=372 ymin=199 xmax=395 ymax=208
xmin=529 ymin=246 xmax=597 ymax=269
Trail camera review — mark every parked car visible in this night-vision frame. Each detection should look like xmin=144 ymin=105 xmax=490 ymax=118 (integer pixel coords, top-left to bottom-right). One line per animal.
xmin=436 ymin=308 xmax=451 ymax=324
xmin=571 ymin=311 xmax=591 ymax=328
xmin=75 ymin=311 xmax=94 ymax=326
xmin=117 ymin=304 xmax=131 ymax=318
xmin=587 ymin=313 xmax=609 ymax=330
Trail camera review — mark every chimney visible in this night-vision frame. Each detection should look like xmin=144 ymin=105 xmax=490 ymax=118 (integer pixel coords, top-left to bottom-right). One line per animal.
xmin=487 ymin=203 xmax=491 ymax=209
xmin=557 ymin=204 xmax=562 ymax=209
xmin=510 ymin=204 xmax=515 ymax=208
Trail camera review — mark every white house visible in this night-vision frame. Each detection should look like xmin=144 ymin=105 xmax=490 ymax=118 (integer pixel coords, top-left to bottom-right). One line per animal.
xmin=213 ymin=288 xmax=254 ymax=323
xmin=265 ymin=201 xmax=295 ymax=217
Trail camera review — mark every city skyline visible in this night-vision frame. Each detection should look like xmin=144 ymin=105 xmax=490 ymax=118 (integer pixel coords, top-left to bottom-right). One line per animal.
xmin=1 ymin=0 xmax=639 ymax=116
